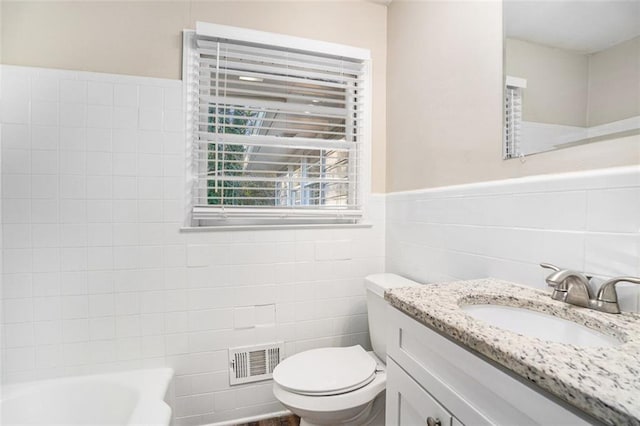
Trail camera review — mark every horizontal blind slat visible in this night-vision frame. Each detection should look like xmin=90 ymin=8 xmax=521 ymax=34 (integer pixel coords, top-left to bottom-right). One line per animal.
xmin=195 ymin=133 xmax=356 ymax=150
xmin=195 ymin=112 xmax=350 ymax=128
xmin=192 ymin=208 xmax=362 ymax=220
xmin=199 ymin=80 xmax=360 ymax=96
xmin=196 ymin=39 xmax=363 ymax=71
xmin=197 ymin=64 xmax=364 ymax=89
xmin=198 ymin=58 xmax=362 ymax=84
xmin=197 ymin=45 xmax=363 ymax=75
xmin=198 ymin=86 xmax=360 ymax=108
xmin=194 ymin=106 xmax=353 ymax=121
xmin=197 ymin=94 xmax=350 ymax=117
xmin=195 ymin=122 xmax=355 ymax=138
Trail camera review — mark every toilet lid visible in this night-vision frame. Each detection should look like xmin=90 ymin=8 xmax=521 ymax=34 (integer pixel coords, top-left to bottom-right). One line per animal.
xmin=273 ymin=345 xmax=377 ymax=396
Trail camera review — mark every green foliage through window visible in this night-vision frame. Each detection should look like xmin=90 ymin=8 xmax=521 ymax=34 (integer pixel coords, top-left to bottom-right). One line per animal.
xmin=207 ymin=108 xmax=276 ymax=205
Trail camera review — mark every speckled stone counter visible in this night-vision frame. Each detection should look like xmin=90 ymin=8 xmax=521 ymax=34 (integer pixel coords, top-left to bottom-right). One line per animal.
xmin=385 ymin=278 xmax=640 ymax=426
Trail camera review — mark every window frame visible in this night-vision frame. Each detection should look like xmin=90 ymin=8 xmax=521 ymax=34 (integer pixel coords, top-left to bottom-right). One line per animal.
xmin=182 ymin=23 xmax=372 ymax=229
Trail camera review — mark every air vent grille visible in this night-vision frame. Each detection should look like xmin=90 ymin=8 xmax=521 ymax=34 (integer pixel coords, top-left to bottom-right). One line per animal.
xmin=229 ymin=342 xmax=284 ymax=385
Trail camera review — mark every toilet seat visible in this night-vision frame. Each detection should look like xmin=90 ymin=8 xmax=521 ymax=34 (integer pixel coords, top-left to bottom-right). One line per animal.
xmin=273 ymin=346 xmax=377 ymax=396
xmin=272 ymin=351 xmax=386 ymax=422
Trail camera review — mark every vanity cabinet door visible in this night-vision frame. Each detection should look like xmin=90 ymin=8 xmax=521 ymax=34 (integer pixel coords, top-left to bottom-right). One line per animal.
xmin=386 ymin=357 xmax=455 ymax=426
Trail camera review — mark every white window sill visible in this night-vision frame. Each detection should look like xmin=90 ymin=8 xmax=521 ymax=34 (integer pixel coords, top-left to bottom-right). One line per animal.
xmin=180 ymin=222 xmax=374 ymax=232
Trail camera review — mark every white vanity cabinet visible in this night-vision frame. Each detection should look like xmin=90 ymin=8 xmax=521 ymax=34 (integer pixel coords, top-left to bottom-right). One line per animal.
xmin=385 ymin=306 xmax=595 ymax=426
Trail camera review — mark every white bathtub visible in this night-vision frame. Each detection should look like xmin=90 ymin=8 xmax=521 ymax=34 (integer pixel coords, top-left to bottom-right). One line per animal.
xmin=0 ymin=368 xmax=174 ymax=425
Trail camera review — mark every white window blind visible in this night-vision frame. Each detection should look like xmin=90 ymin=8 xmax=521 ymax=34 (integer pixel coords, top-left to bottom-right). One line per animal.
xmin=184 ymin=24 xmax=369 ymax=225
xmin=504 ymin=77 xmax=525 ymax=159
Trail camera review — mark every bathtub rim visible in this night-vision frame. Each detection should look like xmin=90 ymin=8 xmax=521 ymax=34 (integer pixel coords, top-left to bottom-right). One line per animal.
xmin=1 ymin=367 xmax=174 ymax=425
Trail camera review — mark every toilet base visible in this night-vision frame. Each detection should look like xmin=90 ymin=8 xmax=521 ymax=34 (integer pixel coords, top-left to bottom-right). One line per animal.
xmin=297 ymin=391 xmax=385 ymax=426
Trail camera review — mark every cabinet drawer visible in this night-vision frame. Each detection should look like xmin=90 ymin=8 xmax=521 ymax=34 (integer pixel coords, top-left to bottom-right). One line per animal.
xmin=386 ymin=357 xmax=455 ymax=426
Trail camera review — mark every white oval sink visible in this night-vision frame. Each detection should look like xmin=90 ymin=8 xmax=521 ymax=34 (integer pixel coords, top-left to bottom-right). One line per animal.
xmin=461 ymin=304 xmax=622 ymax=347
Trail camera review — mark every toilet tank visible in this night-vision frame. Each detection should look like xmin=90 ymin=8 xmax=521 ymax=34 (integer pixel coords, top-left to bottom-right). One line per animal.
xmin=365 ymin=273 xmax=422 ymax=361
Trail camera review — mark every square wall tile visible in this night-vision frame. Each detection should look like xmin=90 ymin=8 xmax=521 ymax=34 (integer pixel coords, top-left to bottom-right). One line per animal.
xmin=31 ymin=101 xmax=58 ymax=126
xmin=114 ymin=84 xmax=138 ymax=107
xmin=1 ymin=97 xmax=30 ymax=124
xmin=34 ymin=321 xmax=62 ymax=345
xmin=32 ymin=199 xmax=58 ymax=224
xmin=139 ymin=86 xmax=163 ymax=109
xmin=32 ymin=248 xmax=61 ymax=273
xmin=113 ymin=107 xmax=138 ymax=129
xmin=31 ymin=77 xmax=59 ymax=102
xmin=88 ymin=82 xmax=113 ymax=106
xmin=139 ymin=109 xmax=163 ymax=131
xmin=87 ymin=105 xmax=113 ymax=128
xmin=32 ymin=224 xmax=60 ymax=248
xmin=2 ymin=124 xmax=30 ymax=150
xmin=55 ymin=127 xmax=85 ymax=153
xmin=3 ymin=249 xmax=32 ymax=274
xmin=86 ymin=128 xmax=112 ymax=152
xmin=164 ymin=109 xmax=183 ymax=132
xmin=163 ymin=87 xmax=182 ymax=110
xmin=112 ymin=129 xmax=137 ymax=153
xmin=86 ymin=176 xmax=112 ymax=199
xmin=2 ymin=149 xmax=31 ymax=174
xmin=60 ymin=80 xmax=87 ymax=104
xmin=139 ymin=131 xmax=163 ymax=154
xmin=3 ymin=174 xmax=32 ymax=198
xmin=3 ymin=298 xmax=34 ymax=323
xmin=31 ymin=126 xmax=59 ymax=150
xmin=87 ymin=200 xmax=113 ymax=223
xmin=61 ymin=295 xmax=89 ymax=319
xmin=32 ymin=150 xmax=59 ymax=174
xmin=2 ymin=274 xmax=33 ymax=299
xmin=3 ymin=224 xmax=32 ymax=249
xmin=59 ymin=103 xmax=87 ymax=127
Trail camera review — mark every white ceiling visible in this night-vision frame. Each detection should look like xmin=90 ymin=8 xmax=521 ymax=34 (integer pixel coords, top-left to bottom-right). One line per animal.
xmin=504 ymin=0 xmax=640 ymax=54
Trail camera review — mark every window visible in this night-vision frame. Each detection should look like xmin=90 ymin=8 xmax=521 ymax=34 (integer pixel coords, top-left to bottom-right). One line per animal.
xmin=504 ymin=76 xmax=526 ymax=159
xmin=184 ymin=23 xmax=371 ymax=227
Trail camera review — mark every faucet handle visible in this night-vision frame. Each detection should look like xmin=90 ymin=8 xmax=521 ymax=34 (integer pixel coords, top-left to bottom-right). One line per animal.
xmin=540 ymin=263 xmax=561 ymax=272
xmin=596 ymin=276 xmax=640 ymax=303
xmin=540 ymin=263 xmax=563 ymax=288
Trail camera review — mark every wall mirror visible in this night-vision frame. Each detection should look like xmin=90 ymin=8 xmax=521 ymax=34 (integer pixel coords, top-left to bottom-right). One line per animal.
xmin=503 ymin=1 xmax=640 ymax=159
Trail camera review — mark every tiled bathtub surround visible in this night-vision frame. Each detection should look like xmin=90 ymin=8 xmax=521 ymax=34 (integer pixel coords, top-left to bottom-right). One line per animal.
xmin=0 ymin=65 xmax=385 ymax=425
xmin=386 ymin=166 xmax=640 ymax=312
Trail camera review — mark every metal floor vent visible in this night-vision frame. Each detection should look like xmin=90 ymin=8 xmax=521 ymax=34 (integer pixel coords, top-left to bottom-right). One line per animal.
xmin=229 ymin=342 xmax=284 ymax=385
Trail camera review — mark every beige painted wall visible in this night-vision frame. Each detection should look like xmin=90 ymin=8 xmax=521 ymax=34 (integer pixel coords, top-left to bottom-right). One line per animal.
xmin=0 ymin=0 xmax=3 ymax=63
xmin=505 ymin=36 xmax=640 ymax=128
xmin=588 ymin=36 xmax=640 ymax=126
xmin=1 ymin=0 xmax=387 ymax=192
xmin=506 ymin=38 xmax=588 ymax=127
xmin=3 ymin=1 xmax=638 ymax=194
xmin=386 ymin=0 xmax=639 ymax=193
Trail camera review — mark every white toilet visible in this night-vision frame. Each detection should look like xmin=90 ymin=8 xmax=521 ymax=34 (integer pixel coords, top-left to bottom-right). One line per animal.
xmin=272 ymin=273 xmax=420 ymax=426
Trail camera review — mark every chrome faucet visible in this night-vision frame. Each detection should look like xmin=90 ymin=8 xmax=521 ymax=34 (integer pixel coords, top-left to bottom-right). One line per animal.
xmin=540 ymin=263 xmax=640 ymax=314
xmin=541 ymin=263 xmax=592 ymax=308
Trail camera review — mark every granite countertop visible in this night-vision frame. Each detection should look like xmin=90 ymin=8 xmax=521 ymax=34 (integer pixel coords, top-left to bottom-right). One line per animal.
xmin=385 ymin=278 xmax=640 ymax=426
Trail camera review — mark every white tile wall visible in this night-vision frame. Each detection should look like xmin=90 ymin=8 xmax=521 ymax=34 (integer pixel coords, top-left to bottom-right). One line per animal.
xmin=386 ymin=166 xmax=640 ymax=312
xmin=0 ymin=65 xmax=385 ymax=425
